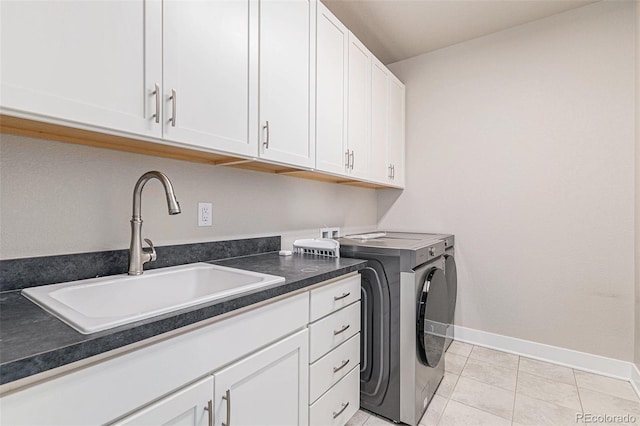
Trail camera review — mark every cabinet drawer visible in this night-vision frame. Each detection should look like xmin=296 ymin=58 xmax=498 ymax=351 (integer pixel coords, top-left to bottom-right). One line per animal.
xmin=309 ymin=365 xmax=359 ymax=426
xmin=310 ymin=333 xmax=359 ymax=403
xmin=310 ymin=275 xmax=361 ymax=322
xmin=309 ymin=302 xmax=360 ymax=362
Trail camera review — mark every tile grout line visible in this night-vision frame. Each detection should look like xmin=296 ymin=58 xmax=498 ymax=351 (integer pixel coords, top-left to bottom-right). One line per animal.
xmin=575 ymin=382 xmax=640 ymax=404
xmin=435 ymin=397 xmax=450 ymax=426
xmin=573 ymin=368 xmax=586 ymax=416
xmin=447 ymin=399 xmax=514 ymax=423
xmin=451 ymin=344 xmax=519 ymax=423
xmin=436 ymin=344 xmax=473 ymax=426
xmin=444 ymin=346 xmax=521 ymax=424
xmin=511 ymin=355 xmax=520 ymax=426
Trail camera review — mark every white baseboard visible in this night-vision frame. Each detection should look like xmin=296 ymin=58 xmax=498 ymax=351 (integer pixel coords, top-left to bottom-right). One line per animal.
xmin=454 ymin=325 xmax=640 ymax=398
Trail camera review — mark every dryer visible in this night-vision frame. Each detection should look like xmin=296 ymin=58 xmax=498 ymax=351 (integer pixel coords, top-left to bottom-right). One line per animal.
xmin=339 ymin=232 xmax=451 ymax=426
xmin=407 ymin=233 xmax=457 ymax=351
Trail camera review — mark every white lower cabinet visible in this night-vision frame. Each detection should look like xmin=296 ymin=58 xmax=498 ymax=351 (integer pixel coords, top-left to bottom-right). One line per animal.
xmin=309 ymin=367 xmax=359 ymax=426
xmin=308 ymin=276 xmax=361 ymax=426
xmin=309 ymin=334 xmax=359 ymax=403
xmin=0 ymin=274 xmax=361 ymax=426
xmin=309 ymin=301 xmax=360 ymax=361
xmin=113 ymin=377 xmax=213 ymax=426
xmin=213 ymin=330 xmax=309 ymax=426
xmin=113 ymin=330 xmax=308 ymax=426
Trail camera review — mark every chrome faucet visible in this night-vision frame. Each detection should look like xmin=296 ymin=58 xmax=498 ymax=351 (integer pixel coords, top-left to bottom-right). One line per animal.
xmin=129 ymin=171 xmax=181 ymax=275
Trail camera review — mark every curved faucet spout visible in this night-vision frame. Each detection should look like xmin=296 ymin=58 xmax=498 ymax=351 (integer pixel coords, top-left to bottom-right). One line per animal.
xmin=129 ymin=171 xmax=181 ymax=275
xmin=132 ymin=171 xmax=181 ymax=219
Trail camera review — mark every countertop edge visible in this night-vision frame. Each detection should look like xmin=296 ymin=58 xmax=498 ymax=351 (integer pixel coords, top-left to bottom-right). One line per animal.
xmin=0 ymin=258 xmax=367 ymax=386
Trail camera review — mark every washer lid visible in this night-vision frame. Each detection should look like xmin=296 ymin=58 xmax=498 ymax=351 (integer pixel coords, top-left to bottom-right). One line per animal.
xmin=416 ymin=267 xmax=448 ymax=367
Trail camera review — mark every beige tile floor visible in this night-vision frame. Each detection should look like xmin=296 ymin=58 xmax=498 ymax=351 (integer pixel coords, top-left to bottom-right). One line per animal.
xmin=346 ymin=341 xmax=640 ymax=426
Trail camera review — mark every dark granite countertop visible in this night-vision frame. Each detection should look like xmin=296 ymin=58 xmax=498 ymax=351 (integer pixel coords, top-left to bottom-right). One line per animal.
xmin=0 ymin=253 xmax=366 ymax=385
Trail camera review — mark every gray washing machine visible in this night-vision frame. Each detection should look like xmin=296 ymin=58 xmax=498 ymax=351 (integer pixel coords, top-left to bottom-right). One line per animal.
xmin=339 ymin=232 xmax=451 ymax=425
xmin=402 ymin=233 xmax=456 ymax=351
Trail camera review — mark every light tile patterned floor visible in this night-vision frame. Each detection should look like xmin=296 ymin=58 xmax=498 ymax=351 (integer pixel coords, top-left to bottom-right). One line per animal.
xmin=346 ymin=341 xmax=640 ymax=426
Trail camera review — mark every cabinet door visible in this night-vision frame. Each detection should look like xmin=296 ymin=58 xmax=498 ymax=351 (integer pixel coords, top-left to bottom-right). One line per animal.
xmin=0 ymin=0 xmax=161 ymax=138
xmin=259 ymin=0 xmax=315 ymax=168
xmin=388 ymin=75 xmax=406 ymax=187
xmin=112 ymin=376 xmax=213 ymax=426
xmin=347 ymin=34 xmax=372 ymax=179
xmin=213 ymin=329 xmax=309 ymax=426
xmin=370 ymin=59 xmax=389 ymax=184
xmin=163 ymin=0 xmax=258 ymax=156
xmin=315 ymin=2 xmax=348 ymax=175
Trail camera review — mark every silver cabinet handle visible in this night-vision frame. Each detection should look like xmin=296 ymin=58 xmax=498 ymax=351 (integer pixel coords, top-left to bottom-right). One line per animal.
xmin=204 ymin=400 xmax=213 ymax=426
xmin=169 ymin=89 xmax=177 ymax=127
xmin=332 ymin=402 xmax=350 ymax=419
xmin=388 ymin=164 xmax=392 ymax=179
xmin=333 ymin=359 xmax=350 ymax=373
xmin=349 ymin=150 xmax=354 ymax=169
xmin=334 ymin=292 xmax=350 ymax=301
xmin=152 ymin=83 xmax=160 ymax=124
xmin=263 ymin=121 xmax=270 ymax=148
xmin=392 ymin=165 xmax=395 ymax=179
xmin=222 ymin=389 xmax=231 ymax=426
xmin=345 ymin=150 xmax=350 ymax=168
xmin=333 ymin=324 xmax=350 ymax=335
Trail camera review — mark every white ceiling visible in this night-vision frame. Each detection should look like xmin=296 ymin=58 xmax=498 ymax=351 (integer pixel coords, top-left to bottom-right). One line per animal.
xmin=322 ymin=0 xmax=599 ymax=64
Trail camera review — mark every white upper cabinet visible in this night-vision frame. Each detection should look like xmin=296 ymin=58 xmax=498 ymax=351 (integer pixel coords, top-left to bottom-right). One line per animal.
xmin=316 ymin=10 xmax=406 ymax=187
xmin=259 ymin=0 xmax=316 ymax=168
xmin=1 ymin=0 xmax=403 ymax=187
xmin=387 ymin=74 xmax=406 ymax=187
xmin=315 ymin=2 xmax=349 ymax=175
xmin=0 ymin=0 xmax=162 ymax=138
xmin=370 ymin=59 xmax=390 ymax=183
xmin=162 ymin=0 xmax=258 ymax=156
xmin=371 ymin=59 xmax=406 ymax=187
xmin=347 ymin=33 xmax=372 ymax=180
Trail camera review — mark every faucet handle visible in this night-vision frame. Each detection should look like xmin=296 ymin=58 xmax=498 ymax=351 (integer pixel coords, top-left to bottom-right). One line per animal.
xmin=143 ymin=238 xmax=157 ymax=262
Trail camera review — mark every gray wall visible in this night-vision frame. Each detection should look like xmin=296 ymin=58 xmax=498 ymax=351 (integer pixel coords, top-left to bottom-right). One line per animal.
xmin=1 ymin=0 xmax=638 ymax=367
xmin=0 ymin=135 xmax=378 ymax=259
xmin=382 ymin=1 xmax=636 ymax=361
xmin=636 ymin=0 xmax=640 ymax=371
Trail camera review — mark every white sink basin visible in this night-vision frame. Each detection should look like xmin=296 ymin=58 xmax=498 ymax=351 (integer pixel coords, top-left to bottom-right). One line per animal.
xmin=22 ymin=263 xmax=285 ymax=334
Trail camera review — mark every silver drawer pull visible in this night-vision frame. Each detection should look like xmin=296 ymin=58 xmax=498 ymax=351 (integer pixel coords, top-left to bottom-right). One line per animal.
xmin=333 ymin=324 xmax=350 ymax=335
xmin=334 ymin=292 xmax=350 ymax=301
xmin=333 ymin=359 xmax=350 ymax=373
xmin=222 ymin=389 xmax=231 ymax=426
xmin=332 ymin=402 xmax=350 ymax=419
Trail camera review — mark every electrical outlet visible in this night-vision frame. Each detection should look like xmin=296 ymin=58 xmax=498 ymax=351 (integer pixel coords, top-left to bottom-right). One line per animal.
xmin=319 ymin=227 xmax=340 ymax=239
xmin=198 ymin=202 xmax=212 ymax=227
